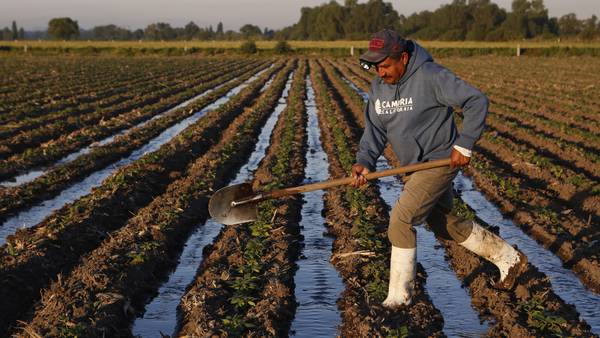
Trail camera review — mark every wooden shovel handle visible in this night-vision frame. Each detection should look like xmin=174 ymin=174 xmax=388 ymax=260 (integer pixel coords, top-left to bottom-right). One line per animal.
xmin=268 ymin=158 xmax=451 ymax=199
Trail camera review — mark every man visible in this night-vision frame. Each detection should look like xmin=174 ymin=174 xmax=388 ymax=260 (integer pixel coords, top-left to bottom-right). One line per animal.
xmin=351 ymin=29 xmax=528 ymax=308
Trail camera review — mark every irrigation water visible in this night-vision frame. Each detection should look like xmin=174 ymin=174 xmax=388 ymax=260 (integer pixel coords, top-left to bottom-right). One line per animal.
xmin=0 ymin=66 xmax=268 ymax=188
xmin=289 ymin=77 xmax=344 ymax=336
xmin=455 ymin=173 xmax=600 ymax=334
xmin=339 ymin=74 xmax=489 ymax=336
xmin=376 ymin=158 xmax=490 ymax=337
xmin=132 ymin=71 xmax=294 ymax=337
xmin=0 ymin=66 xmax=273 ymax=245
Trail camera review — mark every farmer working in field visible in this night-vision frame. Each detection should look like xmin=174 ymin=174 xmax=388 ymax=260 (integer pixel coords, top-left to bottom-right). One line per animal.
xmin=351 ymin=29 xmax=528 ymax=307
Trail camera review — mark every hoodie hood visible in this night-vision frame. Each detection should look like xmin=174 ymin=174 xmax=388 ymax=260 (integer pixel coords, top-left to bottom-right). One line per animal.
xmin=395 ymin=41 xmax=434 ymax=86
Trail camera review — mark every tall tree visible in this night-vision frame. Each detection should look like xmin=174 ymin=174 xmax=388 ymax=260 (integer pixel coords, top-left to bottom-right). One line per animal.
xmin=558 ymin=13 xmax=582 ymax=36
xmin=48 ymin=17 xmax=79 ymax=40
xmin=11 ymin=21 xmax=18 ymax=40
xmin=91 ymin=24 xmax=133 ymax=40
xmin=501 ymin=0 xmax=554 ymax=39
xmin=144 ymin=22 xmax=176 ymax=40
xmin=239 ymin=24 xmax=262 ymax=39
xmin=183 ymin=21 xmax=200 ymax=39
xmin=579 ymin=15 xmax=598 ymax=40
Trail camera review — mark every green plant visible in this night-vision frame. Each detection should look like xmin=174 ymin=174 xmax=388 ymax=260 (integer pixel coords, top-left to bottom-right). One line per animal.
xmin=274 ymin=40 xmax=292 ymax=54
xmin=385 ymin=325 xmax=409 ymax=338
xmin=221 ymin=314 xmax=255 ymax=335
xmin=519 ymin=299 xmax=567 ymax=336
xmin=56 ymin=315 xmax=86 ymax=338
xmin=240 ymin=40 xmax=257 ymax=54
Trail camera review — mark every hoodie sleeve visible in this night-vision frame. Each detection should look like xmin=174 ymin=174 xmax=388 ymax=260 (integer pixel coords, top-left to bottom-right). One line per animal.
xmin=356 ymin=92 xmax=387 ymax=172
xmin=433 ymin=66 xmax=489 ymax=151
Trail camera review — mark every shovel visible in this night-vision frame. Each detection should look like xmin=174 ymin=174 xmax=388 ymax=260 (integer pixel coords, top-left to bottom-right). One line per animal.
xmin=209 ymin=158 xmax=451 ymax=225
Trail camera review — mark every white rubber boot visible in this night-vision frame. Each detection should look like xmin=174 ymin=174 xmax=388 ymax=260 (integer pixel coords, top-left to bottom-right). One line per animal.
xmin=459 ymin=221 xmax=527 ymax=289
xmin=382 ymin=246 xmax=416 ymax=307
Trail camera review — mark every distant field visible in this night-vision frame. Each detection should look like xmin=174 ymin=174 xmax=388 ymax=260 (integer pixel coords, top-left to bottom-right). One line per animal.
xmin=0 ymin=54 xmax=599 ymax=336
xmin=3 ymin=39 xmax=600 ymax=49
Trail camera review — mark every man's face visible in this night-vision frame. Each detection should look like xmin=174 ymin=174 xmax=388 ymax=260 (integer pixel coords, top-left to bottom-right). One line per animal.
xmin=375 ymin=52 xmax=409 ymax=85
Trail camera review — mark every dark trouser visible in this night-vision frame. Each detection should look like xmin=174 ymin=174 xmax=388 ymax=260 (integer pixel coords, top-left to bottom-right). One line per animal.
xmin=388 ymin=166 xmax=473 ymax=249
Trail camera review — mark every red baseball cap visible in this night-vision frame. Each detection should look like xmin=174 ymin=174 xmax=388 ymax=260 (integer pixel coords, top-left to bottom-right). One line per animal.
xmin=360 ymin=29 xmax=407 ymax=65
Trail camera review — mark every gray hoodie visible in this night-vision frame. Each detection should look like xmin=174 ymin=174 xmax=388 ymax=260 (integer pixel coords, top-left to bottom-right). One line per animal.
xmin=356 ymin=41 xmax=488 ymax=171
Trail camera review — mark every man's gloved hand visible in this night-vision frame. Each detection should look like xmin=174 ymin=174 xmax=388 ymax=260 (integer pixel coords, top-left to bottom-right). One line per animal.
xmin=450 ymin=148 xmax=471 ymax=168
xmin=351 ymin=163 xmax=370 ymax=187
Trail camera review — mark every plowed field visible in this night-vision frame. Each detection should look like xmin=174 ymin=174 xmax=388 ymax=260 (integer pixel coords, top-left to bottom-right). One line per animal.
xmin=0 ymin=54 xmax=598 ymax=337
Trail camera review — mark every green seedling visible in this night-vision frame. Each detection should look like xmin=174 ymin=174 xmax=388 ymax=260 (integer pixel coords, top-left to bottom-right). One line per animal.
xmin=519 ymin=298 xmax=567 ymax=337
xmin=385 ymin=325 xmax=409 ymax=338
xmin=221 ymin=314 xmax=255 ymax=336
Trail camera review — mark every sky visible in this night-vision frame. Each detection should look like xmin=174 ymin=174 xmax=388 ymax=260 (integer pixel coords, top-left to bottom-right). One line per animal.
xmin=3 ymin=0 xmax=600 ymax=31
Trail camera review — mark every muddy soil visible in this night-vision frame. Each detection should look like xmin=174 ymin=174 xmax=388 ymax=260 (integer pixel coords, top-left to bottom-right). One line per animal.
xmin=14 ymin=61 xmax=298 ymax=338
xmin=177 ymin=61 xmax=308 ymax=337
xmin=327 ymin=58 xmax=598 ymax=335
xmin=0 ymin=62 xmax=269 ymax=222
xmin=311 ymin=60 xmax=444 ymax=336
xmin=0 ymin=62 xmax=283 ymax=336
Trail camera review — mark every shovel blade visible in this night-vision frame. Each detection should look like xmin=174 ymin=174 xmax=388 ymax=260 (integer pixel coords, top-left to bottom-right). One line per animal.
xmin=209 ymin=182 xmax=259 ymax=225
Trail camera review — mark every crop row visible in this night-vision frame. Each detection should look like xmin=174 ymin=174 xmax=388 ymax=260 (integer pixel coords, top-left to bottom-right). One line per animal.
xmin=324 ymin=59 xmax=596 ymax=334
xmin=0 ymin=60 xmax=271 ymax=221
xmin=14 ymin=60 xmax=298 ymax=338
xmin=0 ymin=58 xmax=222 ymax=139
xmin=463 ymin=80 xmax=600 ymax=134
xmin=484 ymin=112 xmax=600 ymax=179
xmin=0 ymin=55 xmax=152 ymax=93
xmin=178 ymin=60 xmax=306 ymax=336
xmin=311 ymin=59 xmax=444 ymax=336
xmin=338 ymin=56 xmax=600 ymax=293
xmin=441 ymin=56 xmax=600 ymax=113
xmin=439 ymin=197 xmax=594 ymax=336
xmin=471 ymin=97 xmax=600 ymax=154
xmin=0 ymin=56 xmax=221 ymax=113
xmin=0 ymin=59 xmax=263 ymax=180
xmin=465 ymin=155 xmax=600 ymax=293
xmin=333 ymin=58 xmax=599 ymax=219
xmin=0 ymin=58 xmax=225 ymax=150
xmin=0 ymin=59 xmax=255 ymax=162
xmin=0 ymin=60 xmax=283 ymax=336
xmin=0 ymin=58 xmax=219 ymax=125
xmin=479 ymin=129 xmax=598 ymax=219
xmin=451 ymin=65 xmax=600 ymax=120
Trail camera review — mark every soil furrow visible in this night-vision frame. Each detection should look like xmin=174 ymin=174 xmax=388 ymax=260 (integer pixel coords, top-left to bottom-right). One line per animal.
xmin=332 ymin=59 xmax=598 ymax=334
xmin=14 ymin=61 xmax=297 ymax=338
xmin=0 ymin=59 xmax=226 ymax=140
xmin=0 ymin=61 xmax=283 ymax=336
xmin=0 ymin=60 xmax=260 ymax=173
xmin=311 ymin=59 xmax=444 ymax=336
xmin=178 ymin=60 xmax=308 ymax=337
xmin=0 ymin=62 xmax=270 ymax=221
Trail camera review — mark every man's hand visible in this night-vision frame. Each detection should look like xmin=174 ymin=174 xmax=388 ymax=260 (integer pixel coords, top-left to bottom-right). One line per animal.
xmin=450 ymin=148 xmax=471 ymax=168
xmin=351 ymin=163 xmax=370 ymax=187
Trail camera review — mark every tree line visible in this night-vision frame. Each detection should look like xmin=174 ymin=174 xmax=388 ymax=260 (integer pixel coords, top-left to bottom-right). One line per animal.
xmin=2 ymin=0 xmax=600 ymax=41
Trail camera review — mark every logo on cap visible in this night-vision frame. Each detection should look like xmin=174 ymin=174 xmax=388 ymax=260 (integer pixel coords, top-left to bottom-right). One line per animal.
xmin=369 ymin=38 xmax=385 ymax=50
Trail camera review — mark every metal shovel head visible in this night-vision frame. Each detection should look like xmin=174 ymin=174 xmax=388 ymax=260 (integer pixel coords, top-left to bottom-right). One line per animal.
xmin=209 ymin=182 xmax=259 ymax=225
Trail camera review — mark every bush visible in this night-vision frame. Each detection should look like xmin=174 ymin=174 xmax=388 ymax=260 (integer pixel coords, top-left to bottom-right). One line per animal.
xmin=240 ymin=40 xmax=257 ymax=54
xmin=274 ymin=40 xmax=292 ymax=54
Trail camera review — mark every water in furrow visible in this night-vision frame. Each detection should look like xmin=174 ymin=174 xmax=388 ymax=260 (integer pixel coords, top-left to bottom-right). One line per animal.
xmin=289 ymin=77 xmax=344 ymax=337
xmin=455 ymin=173 xmax=600 ymax=334
xmin=0 ymin=66 xmax=273 ymax=245
xmin=131 ymin=71 xmax=294 ymax=337
xmin=0 ymin=65 xmax=272 ymax=188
